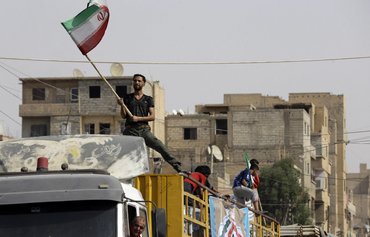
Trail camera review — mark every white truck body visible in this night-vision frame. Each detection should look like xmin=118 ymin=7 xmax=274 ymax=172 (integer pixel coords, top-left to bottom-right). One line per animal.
xmin=0 ymin=135 xmax=162 ymax=237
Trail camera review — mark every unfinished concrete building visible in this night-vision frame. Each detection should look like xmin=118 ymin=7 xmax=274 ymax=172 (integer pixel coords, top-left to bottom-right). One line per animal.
xmin=166 ymin=93 xmax=347 ymax=234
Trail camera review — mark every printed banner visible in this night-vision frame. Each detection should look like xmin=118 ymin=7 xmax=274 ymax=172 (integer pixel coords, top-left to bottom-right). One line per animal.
xmin=209 ymin=196 xmax=250 ymax=237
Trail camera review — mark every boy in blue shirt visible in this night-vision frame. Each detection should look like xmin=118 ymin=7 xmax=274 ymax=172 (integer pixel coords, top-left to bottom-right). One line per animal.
xmin=232 ymin=164 xmax=260 ymax=211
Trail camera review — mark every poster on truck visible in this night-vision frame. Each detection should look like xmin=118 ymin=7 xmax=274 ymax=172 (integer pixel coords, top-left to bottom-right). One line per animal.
xmin=209 ymin=196 xmax=250 ymax=237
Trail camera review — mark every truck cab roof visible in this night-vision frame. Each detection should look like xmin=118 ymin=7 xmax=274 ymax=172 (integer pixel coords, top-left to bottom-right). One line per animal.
xmin=0 ymin=170 xmax=124 ymax=205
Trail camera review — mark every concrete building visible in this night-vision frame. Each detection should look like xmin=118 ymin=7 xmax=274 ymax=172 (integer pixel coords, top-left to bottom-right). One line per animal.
xmin=19 ymin=76 xmax=167 ymax=169
xmin=289 ymin=93 xmax=351 ymax=236
xmin=310 ymin=105 xmax=331 ymax=232
xmin=347 ymin=164 xmax=370 ymax=237
xmin=166 ymin=93 xmax=348 ymax=234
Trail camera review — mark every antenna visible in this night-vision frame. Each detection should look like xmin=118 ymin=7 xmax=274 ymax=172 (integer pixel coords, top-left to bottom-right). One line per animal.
xmin=207 ymin=145 xmax=223 ymax=161
xmin=72 ymin=69 xmax=84 ymax=78
xmin=110 ymin=63 xmax=124 ymax=76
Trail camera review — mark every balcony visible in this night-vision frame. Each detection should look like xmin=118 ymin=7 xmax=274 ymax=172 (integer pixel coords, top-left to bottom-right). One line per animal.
xmin=19 ymin=104 xmax=79 ymax=116
xmin=312 ymin=156 xmax=331 ymax=174
xmin=315 ymin=189 xmax=330 ymax=203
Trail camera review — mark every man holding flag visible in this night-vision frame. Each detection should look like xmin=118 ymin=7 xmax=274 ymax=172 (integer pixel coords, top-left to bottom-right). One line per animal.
xmin=118 ymin=74 xmax=182 ymax=173
xmin=62 ymin=1 xmax=182 ymax=173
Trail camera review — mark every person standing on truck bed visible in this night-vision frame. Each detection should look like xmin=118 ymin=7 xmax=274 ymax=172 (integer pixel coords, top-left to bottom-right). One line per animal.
xmin=129 ymin=216 xmax=146 ymax=237
xmin=118 ymin=74 xmax=182 ymax=173
xmin=232 ymin=163 xmax=260 ymax=211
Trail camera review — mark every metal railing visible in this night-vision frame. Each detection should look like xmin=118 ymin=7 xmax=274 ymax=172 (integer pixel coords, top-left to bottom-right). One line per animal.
xmin=180 ymin=172 xmax=280 ymax=237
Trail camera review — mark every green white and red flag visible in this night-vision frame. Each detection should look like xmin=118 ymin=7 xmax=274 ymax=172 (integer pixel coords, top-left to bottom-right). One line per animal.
xmin=61 ymin=0 xmax=109 ymax=55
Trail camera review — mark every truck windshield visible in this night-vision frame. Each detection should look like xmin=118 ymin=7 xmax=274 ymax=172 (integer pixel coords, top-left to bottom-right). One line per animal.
xmin=0 ymin=200 xmax=117 ymax=237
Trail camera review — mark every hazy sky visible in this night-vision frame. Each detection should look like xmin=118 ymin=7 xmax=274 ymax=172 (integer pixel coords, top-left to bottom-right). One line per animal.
xmin=1 ymin=0 xmax=369 ymax=172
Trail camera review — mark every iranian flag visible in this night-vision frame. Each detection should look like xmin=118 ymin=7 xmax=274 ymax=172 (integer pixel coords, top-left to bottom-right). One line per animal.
xmin=62 ymin=0 xmax=109 ymax=55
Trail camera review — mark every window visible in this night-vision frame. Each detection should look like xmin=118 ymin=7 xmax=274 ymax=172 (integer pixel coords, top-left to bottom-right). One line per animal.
xmin=184 ymin=128 xmax=197 ymax=140
xmin=61 ymin=122 xmax=71 ymax=135
xmin=128 ymin=205 xmax=137 ymax=223
xmin=71 ymin=88 xmax=78 ymax=102
xmin=216 ymin=119 xmax=227 ymax=135
xmin=315 ymin=177 xmax=326 ymax=190
xmin=304 ymin=122 xmax=307 ymax=135
xmin=99 ymin=123 xmax=111 ymax=134
xmin=306 ymin=162 xmax=310 ymax=175
xmin=0 ymin=201 xmax=117 ymax=237
xmin=30 ymin=124 xmax=47 ymax=137
xmin=315 ymin=171 xmax=326 ymax=190
xmin=89 ymin=86 xmax=101 ymax=98
xmin=138 ymin=208 xmax=149 ymax=237
xmin=127 ymin=205 xmax=149 ymax=237
xmin=32 ymin=88 xmax=45 ymax=100
xmin=307 ymin=124 xmax=310 ymax=135
xmin=116 ymin=85 xmax=127 ymax=98
xmin=84 ymin=123 xmax=95 ymax=134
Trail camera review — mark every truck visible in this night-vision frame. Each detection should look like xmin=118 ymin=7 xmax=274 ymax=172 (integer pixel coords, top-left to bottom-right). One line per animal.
xmin=0 ymin=135 xmax=166 ymax=237
xmin=0 ymin=135 xmax=280 ymax=237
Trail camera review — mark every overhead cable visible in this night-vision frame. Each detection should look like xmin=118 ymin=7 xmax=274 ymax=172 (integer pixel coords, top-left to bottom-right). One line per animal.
xmin=1 ymin=55 xmax=370 ymax=65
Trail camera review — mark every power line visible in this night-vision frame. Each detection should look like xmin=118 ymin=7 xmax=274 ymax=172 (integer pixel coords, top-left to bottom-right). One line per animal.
xmin=346 ymin=129 xmax=370 ymax=134
xmin=0 ymin=61 xmax=21 ymax=79
xmin=0 ymin=110 xmax=21 ymax=126
xmin=0 ymin=85 xmax=21 ymax=100
xmin=1 ymin=55 xmax=370 ymax=65
xmin=1 ymin=57 xmax=370 ymax=151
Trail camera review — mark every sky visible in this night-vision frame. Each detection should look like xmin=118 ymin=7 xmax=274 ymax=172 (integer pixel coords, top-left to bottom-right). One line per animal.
xmin=0 ymin=0 xmax=369 ymax=172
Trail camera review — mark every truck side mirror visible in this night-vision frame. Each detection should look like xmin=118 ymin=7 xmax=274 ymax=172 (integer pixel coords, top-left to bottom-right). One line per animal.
xmin=152 ymin=208 xmax=166 ymax=237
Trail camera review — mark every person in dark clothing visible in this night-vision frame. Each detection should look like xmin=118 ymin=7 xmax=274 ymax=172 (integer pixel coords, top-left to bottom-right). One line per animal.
xmin=250 ymin=158 xmax=259 ymax=166
xmin=118 ymin=74 xmax=182 ymax=172
xmin=184 ymin=165 xmax=212 ymax=196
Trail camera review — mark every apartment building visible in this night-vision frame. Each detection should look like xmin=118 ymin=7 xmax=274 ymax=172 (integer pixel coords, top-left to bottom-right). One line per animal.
xmin=289 ymin=93 xmax=350 ymax=236
xmin=310 ymin=106 xmax=331 ymax=231
xmin=166 ymin=93 xmax=345 ymax=233
xmin=347 ymin=164 xmax=370 ymax=237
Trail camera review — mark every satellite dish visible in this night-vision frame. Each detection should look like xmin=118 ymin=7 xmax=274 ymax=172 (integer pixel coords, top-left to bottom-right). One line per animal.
xmin=73 ymin=69 xmax=84 ymax=78
xmin=207 ymin=145 xmax=223 ymax=161
xmin=172 ymin=110 xmax=177 ymax=115
xmin=177 ymin=109 xmax=184 ymax=116
xmin=110 ymin=63 xmax=124 ymax=76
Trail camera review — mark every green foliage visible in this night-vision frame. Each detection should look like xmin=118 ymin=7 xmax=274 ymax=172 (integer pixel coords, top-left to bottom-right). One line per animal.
xmin=259 ymin=158 xmax=310 ymax=225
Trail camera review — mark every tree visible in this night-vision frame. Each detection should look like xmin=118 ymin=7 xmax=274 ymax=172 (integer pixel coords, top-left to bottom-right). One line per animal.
xmin=258 ymin=158 xmax=311 ymax=225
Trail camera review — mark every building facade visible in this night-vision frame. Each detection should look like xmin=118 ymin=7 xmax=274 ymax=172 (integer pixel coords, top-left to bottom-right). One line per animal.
xmin=19 ymin=76 xmax=167 ymax=168
xmin=289 ymin=93 xmax=350 ymax=236
xmin=347 ymin=164 xmax=370 ymax=237
xmin=166 ymin=92 xmax=350 ymax=235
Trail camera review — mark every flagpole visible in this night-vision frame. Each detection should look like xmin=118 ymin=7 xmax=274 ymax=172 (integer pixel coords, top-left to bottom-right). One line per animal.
xmin=85 ymin=54 xmax=133 ymax=117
